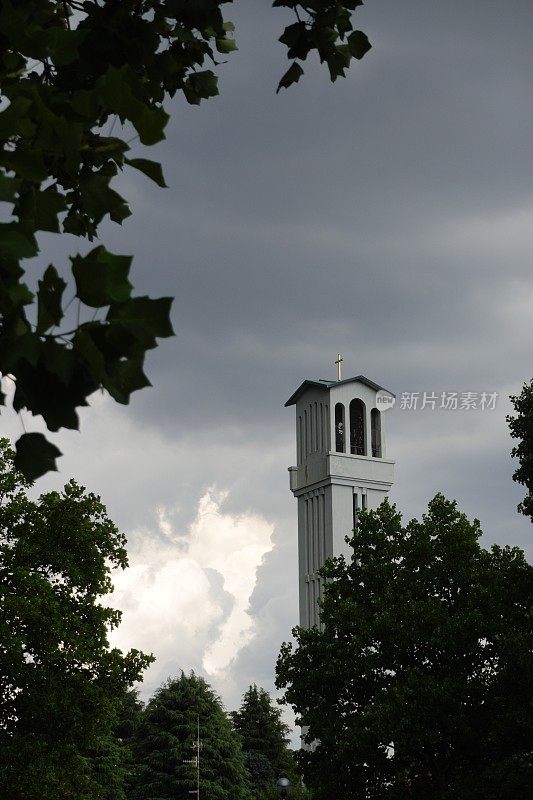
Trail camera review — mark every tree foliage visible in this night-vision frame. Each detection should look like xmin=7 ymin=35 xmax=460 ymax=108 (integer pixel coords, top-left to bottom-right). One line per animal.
xmin=0 ymin=438 xmax=153 ymax=800
xmin=0 ymin=1 xmax=371 ymax=479
xmin=231 ymin=684 xmax=297 ymax=793
xmin=129 ymin=672 xmax=251 ymax=800
xmin=87 ymin=689 xmax=146 ymax=800
xmin=244 ymin=751 xmax=277 ymax=796
xmin=276 ymin=496 xmax=533 ymax=800
xmin=508 ymin=379 xmax=533 ymax=524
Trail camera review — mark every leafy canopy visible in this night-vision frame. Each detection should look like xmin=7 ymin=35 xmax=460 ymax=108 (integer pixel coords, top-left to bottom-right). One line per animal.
xmin=276 ymin=495 xmax=533 ymax=800
xmin=0 ymin=1 xmax=371 ymax=479
xmin=0 ymin=438 xmax=153 ymax=800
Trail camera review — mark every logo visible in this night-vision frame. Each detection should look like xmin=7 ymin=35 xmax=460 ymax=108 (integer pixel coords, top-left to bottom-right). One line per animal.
xmin=376 ymin=390 xmax=396 ymax=411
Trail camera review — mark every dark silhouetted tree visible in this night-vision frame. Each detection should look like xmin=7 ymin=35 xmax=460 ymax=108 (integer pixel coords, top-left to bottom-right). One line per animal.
xmin=130 ymin=672 xmax=251 ymax=800
xmin=276 ymin=496 xmax=533 ymax=800
xmin=244 ymin=751 xmax=277 ymax=795
xmin=508 ymin=379 xmax=533 ymax=524
xmin=0 ymin=438 xmax=153 ymax=800
xmin=231 ymin=684 xmax=297 ymax=793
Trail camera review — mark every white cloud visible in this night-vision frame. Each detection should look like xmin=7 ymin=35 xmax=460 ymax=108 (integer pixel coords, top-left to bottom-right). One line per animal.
xmin=109 ymin=487 xmax=274 ymax=697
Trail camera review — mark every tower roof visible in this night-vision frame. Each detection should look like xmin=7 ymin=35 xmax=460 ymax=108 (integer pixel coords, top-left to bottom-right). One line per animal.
xmin=285 ymin=376 xmax=394 ymax=407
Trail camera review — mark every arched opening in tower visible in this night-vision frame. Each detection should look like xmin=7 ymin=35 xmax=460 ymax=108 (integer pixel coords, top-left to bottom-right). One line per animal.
xmin=335 ymin=402 xmax=345 ymax=453
xmin=349 ymin=399 xmax=366 ymax=455
xmin=371 ymin=408 xmax=382 ymax=458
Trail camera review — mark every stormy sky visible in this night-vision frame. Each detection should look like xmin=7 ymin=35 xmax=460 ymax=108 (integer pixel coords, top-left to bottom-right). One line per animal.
xmin=2 ymin=0 xmax=533 ymax=735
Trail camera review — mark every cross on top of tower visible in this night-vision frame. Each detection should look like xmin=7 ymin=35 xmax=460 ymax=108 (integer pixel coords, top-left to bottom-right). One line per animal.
xmin=335 ymin=353 xmax=343 ymax=381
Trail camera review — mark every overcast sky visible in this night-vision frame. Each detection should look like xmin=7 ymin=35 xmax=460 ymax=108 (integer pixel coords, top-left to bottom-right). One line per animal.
xmin=3 ymin=0 xmax=533 ymax=738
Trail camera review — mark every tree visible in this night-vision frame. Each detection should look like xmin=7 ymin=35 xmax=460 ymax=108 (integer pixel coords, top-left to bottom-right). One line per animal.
xmin=243 ymin=752 xmax=277 ymax=796
xmin=88 ymin=689 xmax=146 ymax=800
xmin=276 ymin=496 xmax=533 ymax=800
xmin=113 ymin=689 xmax=146 ymax=797
xmin=231 ymin=684 xmax=297 ymax=793
xmin=508 ymin=379 xmax=533 ymax=524
xmin=0 ymin=1 xmax=371 ymax=480
xmin=130 ymin=672 xmax=251 ymax=800
xmin=0 ymin=437 xmax=153 ymax=800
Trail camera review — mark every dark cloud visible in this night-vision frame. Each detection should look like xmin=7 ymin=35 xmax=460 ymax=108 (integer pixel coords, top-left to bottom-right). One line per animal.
xmin=77 ymin=0 xmax=530 ymax=436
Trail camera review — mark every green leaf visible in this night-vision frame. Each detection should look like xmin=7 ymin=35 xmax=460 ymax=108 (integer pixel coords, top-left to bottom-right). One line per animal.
xmin=62 ymin=211 xmax=88 ymax=237
xmin=183 ymin=71 xmax=219 ymax=105
xmin=109 ymin=203 xmax=131 ymax=224
xmin=71 ymin=246 xmax=133 ymax=308
xmin=52 ymin=115 xmax=83 ymax=175
xmin=47 ymin=27 xmax=87 ymax=66
xmin=11 ymin=349 xmax=91 ymax=430
xmin=37 ymin=265 xmax=67 ymax=334
xmin=98 ymin=65 xmax=144 ymax=120
xmin=7 ymin=282 xmax=34 ymax=308
xmin=16 ymin=186 xmax=68 ymax=233
xmin=71 ymin=90 xmax=99 ymax=119
xmin=0 ymin=224 xmax=38 ymax=259
xmin=3 ymin=148 xmax=48 ymax=182
xmin=79 ymin=174 xmax=131 ymax=226
xmin=134 ymin=105 xmax=170 ymax=145
xmin=107 ymin=296 xmax=174 ymax=345
xmin=216 ymin=37 xmax=238 ymax=54
xmin=35 ymin=187 xmax=68 ymax=233
xmin=3 ymin=51 xmax=22 ymax=72
xmin=327 ymin=47 xmax=352 ymax=82
xmin=41 ymin=339 xmax=74 ymax=385
xmin=336 ymin=8 xmax=355 ymax=38
xmin=276 ymin=62 xmax=304 ymax=93
xmin=98 ymin=66 xmax=169 ymax=145
xmin=1 ymin=331 xmax=39 ymax=372
xmin=0 ymin=173 xmax=20 ymax=202
xmin=104 ymin=355 xmax=151 ymax=405
xmin=0 ymin=97 xmax=34 ymax=139
xmin=347 ymin=30 xmax=372 ymax=60
xmin=279 ymin=22 xmax=309 ymax=56
xmin=73 ymin=327 xmax=106 ymax=384
xmin=14 ymin=433 xmax=62 ymax=481
xmin=125 ymin=158 xmax=167 ymax=188
xmin=92 ymin=319 xmax=142 ymax=361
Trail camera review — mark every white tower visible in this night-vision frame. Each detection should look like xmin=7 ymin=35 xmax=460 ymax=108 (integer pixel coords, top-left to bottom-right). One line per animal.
xmin=286 ymin=371 xmax=395 ymax=629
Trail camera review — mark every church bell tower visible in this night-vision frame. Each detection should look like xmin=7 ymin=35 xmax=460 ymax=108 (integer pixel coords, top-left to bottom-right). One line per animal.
xmin=286 ymin=364 xmax=395 ymax=629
